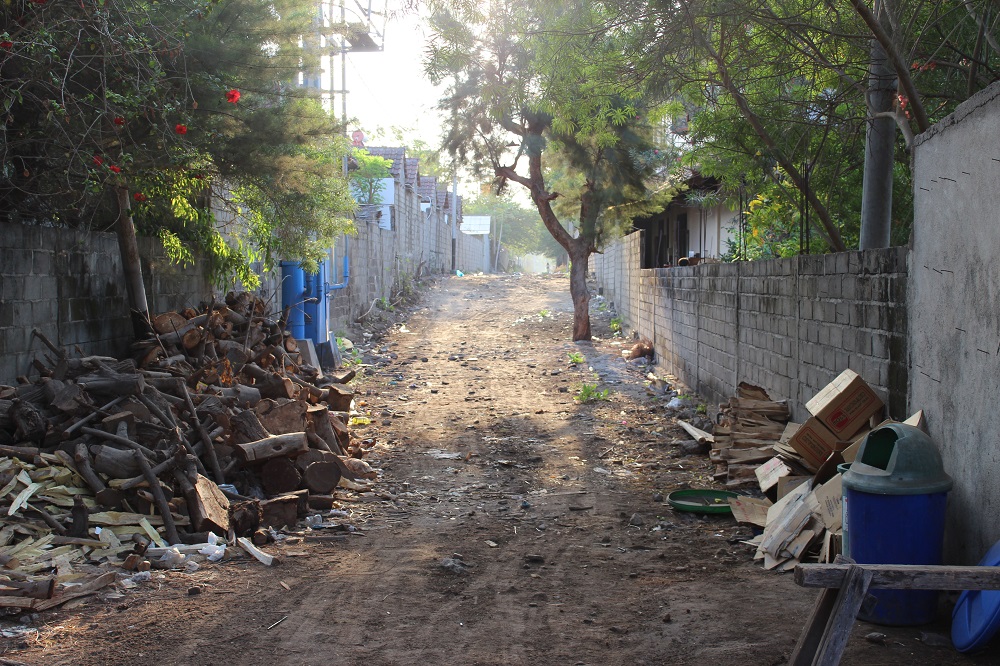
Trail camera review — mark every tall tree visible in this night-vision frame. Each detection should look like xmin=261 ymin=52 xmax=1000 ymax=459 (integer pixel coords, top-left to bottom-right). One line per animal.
xmin=426 ymin=0 xmax=668 ymax=340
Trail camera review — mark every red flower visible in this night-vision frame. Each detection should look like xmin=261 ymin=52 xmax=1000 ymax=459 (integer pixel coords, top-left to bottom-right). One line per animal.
xmin=109 ymin=165 xmax=122 ymax=174
xmin=113 ymin=116 xmax=125 ymax=126
xmin=911 ymin=61 xmax=920 ymax=70
xmin=133 ymin=192 xmax=147 ymax=202
xmin=193 ymin=174 xmax=204 ymax=180
xmin=93 ymin=155 xmax=104 ymax=166
xmin=175 ymin=124 xmax=187 ymax=135
xmin=226 ymin=89 xmax=241 ymax=104
xmin=0 ymin=41 xmax=12 ymax=50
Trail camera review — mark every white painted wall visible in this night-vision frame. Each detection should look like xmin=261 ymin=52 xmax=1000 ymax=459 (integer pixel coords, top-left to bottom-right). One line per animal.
xmin=911 ymin=80 xmax=1000 ymax=563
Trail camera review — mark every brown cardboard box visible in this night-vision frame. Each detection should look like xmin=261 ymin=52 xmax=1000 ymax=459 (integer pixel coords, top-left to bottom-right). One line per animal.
xmin=805 ymin=369 xmax=884 ymax=439
xmin=787 ymin=417 xmax=841 ymax=470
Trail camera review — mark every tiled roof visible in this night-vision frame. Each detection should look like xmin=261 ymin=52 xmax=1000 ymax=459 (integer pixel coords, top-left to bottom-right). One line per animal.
xmin=405 ymin=158 xmax=420 ymax=187
xmin=418 ymin=177 xmax=438 ymax=204
xmin=364 ymin=146 xmax=405 ymax=180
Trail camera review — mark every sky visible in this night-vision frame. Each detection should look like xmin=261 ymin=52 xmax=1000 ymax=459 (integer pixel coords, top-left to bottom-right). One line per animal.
xmin=322 ymin=2 xmax=448 ymax=150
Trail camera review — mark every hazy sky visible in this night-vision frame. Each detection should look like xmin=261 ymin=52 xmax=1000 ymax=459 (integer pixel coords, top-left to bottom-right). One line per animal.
xmin=326 ymin=2 xmax=447 ymax=149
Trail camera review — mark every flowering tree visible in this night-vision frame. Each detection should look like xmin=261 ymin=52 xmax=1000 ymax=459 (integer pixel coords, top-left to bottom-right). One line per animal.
xmin=0 ymin=0 xmax=355 ymax=336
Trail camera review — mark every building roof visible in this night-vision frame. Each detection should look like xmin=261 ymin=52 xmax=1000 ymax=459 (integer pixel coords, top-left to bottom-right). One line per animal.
xmin=404 ymin=158 xmax=420 ymax=188
xmin=418 ymin=177 xmax=438 ymax=204
xmin=364 ymin=146 xmax=405 ymax=181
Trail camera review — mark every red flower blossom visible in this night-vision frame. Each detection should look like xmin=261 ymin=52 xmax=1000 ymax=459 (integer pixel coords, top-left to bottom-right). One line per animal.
xmin=109 ymin=165 xmax=122 ymax=174
xmin=226 ymin=89 xmax=241 ymax=104
xmin=113 ymin=116 xmax=125 ymax=126
xmin=911 ymin=61 xmax=920 ymax=70
xmin=133 ymin=192 xmax=147 ymax=202
xmin=93 ymin=155 xmax=104 ymax=166
xmin=0 ymin=41 xmax=12 ymax=50
xmin=175 ymin=124 xmax=187 ymax=135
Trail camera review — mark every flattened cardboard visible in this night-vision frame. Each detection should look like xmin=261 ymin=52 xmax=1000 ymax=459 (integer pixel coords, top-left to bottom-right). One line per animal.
xmin=812 ymin=474 xmax=843 ymax=531
xmin=729 ymin=496 xmax=772 ymax=527
xmin=755 ymin=456 xmax=792 ymax=493
xmin=806 ymin=369 xmax=884 ymax=439
xmin=777 ymin=475 xmax=810 ymax=500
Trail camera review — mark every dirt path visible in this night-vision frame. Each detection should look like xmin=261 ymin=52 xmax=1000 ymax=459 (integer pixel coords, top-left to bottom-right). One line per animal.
xmin=5 ymin=274 xmax=994 ymax=665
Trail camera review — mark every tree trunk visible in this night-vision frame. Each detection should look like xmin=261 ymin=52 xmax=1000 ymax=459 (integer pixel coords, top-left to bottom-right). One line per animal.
xmin=567 ymin=239 xmax=592 ymax=341
xmin=114 ymin=186 xmax=153 ymax=340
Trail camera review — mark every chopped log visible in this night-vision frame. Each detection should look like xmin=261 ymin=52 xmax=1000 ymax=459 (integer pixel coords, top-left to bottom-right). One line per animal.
xmin=25 ymin=502 xmax=66 ymax=535
xmin=118 ymin=456 xmax=177 ymax=491
xmin=81 ymin=427 xmax=157 ymax=459
xmin=303 ymin=461 xmax=341 ymax=494
xmin=10 ymin=399 xmax=46 ymax=443
xmin=261 ymin=457 xmax=302 ymax=496
xmin=180 ymin=474 xmax=230 ymax=535
xmin=175 ymin=380 xmax=224 ymax=483
xmin=320 ymin=384 xmax=355 ymax=412
xmin=242 ymin=364 xmax=296 ymax=400
xmin=92 ymin=444 xmax=142 ymax=478
xmin=0 ymin=578 xmax=55 ymax=600
xmin=306 ymin=430 xmax=333 ymax=453
xmin=231 ymin=500 xmax=262 ymax=537
xmin=0 ymin=444 xmax=41 ymax=462
xmin=181 ymin=327 xmax=205 ymax=351
xmin=251 ymin=529 xmax=270 ymax=546
xmin=294 ymin=448 xmax=338 ymax=473
xmin=42 ymin=379 xmax=88 ymax=413
xmin=152 ymin=311 xmax=189 ymax=335
xmin=212 ymin=384 xmax=261 ymax=408
xmin=339 ymin=456 xmax=378 ymax=480
xmin=260 ymin=494 xmax=299 ymax=529
xmin=307 ymin=494 xmax=338 ymax=510
xmin=254 ymin=399 xmax=308 ymax=435
xmin=69 ymin=495 xmax=89 ymax=538
xmin=130 ymin=449 xmax=180 ymax=545
xmin=215 ymin=339 xmax=252 ymax=368
xmin=233 ymin=432 xmax=308 ymax=464
xmin=76 ymin=372 xmax=145 ymax=396
xmin=230 ymin=410 xmax=269 ymax=445
xmin=328 ymin=414 xmax=350 ymax=452
xmin=156 ymin=313 xmax=210 ymax=346
xmin=323 ymin=368 xmax=357 ymax=385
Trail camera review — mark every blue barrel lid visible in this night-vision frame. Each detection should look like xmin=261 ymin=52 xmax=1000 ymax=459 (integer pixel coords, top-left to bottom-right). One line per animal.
xmin=841 ymin=423 xmax=953 ymax=495
xmin=953 ymin=539 xmax=1000 ymax=653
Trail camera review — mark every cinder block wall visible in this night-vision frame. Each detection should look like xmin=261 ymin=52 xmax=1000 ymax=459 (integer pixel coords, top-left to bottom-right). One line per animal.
xmin=456 ymin=233 xmax=488 ymax=274
xmin=0 ymin=223 xmax=214 ymax=383
xmin=592 ymin=243 xmax=909 ymax=423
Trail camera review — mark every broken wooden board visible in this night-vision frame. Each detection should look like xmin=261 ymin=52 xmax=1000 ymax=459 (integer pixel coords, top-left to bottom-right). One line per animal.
xmin=677 ymin=420 xmax=714 ymax=444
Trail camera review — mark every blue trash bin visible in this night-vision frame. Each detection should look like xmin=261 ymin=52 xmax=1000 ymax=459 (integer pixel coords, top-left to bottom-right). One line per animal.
xmin=842 ymin=423 xmax=953 ymax=626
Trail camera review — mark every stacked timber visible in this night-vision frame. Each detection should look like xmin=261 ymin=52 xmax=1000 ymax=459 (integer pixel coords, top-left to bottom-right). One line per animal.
xmin=709 ymin=383 xmax=791 ymax=486
xmin=0 ymin=294 xmax=378 ymax=609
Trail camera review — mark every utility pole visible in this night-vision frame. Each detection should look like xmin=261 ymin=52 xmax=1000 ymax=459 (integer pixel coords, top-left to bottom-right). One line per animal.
xmin=859 ymin=0 xmax=895 ymax=249
xmin=451 ymin=170 xmax=458 ymax=273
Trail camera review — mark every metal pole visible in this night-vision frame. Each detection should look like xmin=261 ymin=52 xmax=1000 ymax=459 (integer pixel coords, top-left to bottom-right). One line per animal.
xmin=859 ymin=0 xmax=895 ymax=249
xmin=451 ymin=170 xmax=458 ymax=273
xmin=340 ymin=0 xmax=348 ymax=179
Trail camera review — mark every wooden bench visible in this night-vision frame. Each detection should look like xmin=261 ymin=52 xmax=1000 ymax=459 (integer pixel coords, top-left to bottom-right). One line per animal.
xmin=789 ymin=560 xmax=1000 ymax=665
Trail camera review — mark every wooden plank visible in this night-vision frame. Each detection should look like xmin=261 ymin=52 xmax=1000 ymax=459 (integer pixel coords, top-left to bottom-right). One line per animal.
xmin=677 ymin=420 xmax=714 ymax=444
xmin=795 ymin=564 xmax=1000 ymax=590
xmin=814 ymin=565 xmax=874 ymax=666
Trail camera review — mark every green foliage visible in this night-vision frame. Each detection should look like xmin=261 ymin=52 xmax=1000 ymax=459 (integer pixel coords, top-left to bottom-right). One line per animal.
xmin=575 ymin=382 xmax=611 ymax=403
xmin=464 ymin=192 xmax=554 ymax=258
xmin=610 ymin=317 xmax=623 ymax=334
xmin=349 ymin=149 xmax=393 ymax=204
xmin=0 ymin=0 xmax=356 ymax=287
xmin=538 ymin=309 xmax=550 ymax=318
xmin=568 ymin=351 xmax=585 ymax=365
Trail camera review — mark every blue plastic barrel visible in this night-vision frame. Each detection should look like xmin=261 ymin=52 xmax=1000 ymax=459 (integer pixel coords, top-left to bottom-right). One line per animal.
xmin=280 ymin=261 xmax=306 ymax=340
xmin=842 ymin=423 xmax=953 ymax=626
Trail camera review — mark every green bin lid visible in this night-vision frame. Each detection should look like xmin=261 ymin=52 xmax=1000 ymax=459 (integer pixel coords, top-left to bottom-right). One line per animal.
xmin=842 ymin=423 xmax=953 ymax=495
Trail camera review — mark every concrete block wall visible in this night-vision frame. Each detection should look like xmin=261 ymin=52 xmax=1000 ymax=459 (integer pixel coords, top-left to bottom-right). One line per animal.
xmin=456 ymin=233 xmax=489 ymax=274
xmin=0 ymin=223 xmax=213 ymax=383
xmin=592 ymin=238 xmax=909 ymax=423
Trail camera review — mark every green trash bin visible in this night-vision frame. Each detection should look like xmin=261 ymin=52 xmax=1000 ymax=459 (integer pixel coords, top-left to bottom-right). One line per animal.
xmin=842 ymin=423 xmax=953 ymax=625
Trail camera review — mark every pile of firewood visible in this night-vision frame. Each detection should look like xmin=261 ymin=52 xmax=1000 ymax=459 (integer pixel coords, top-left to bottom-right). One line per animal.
xmin=709 ymin=383 xmax=792 ymax=485
xmin=0 ymin=292 xmax=377 ymax=606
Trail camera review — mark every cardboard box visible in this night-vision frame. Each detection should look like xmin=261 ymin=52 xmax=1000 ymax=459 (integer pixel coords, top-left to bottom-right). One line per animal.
xmin=787 ymin=417 xmax=841 ymax=470
xmin=806 ymin=369 xmax=884 ymax=439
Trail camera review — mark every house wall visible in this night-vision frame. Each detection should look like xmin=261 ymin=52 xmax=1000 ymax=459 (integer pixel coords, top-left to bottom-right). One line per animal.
xmin=591 ymin=243 xmax=909 ymax=423
xmin=663 ymin=202 xmax=738 ymax=261
xmin=910 ymin=80 xmax=1000 ymax=563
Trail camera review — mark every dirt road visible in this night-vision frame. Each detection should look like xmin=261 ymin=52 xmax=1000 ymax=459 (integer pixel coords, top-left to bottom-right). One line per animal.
xmin=6 ymin=274 xmax=994 ymax=665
